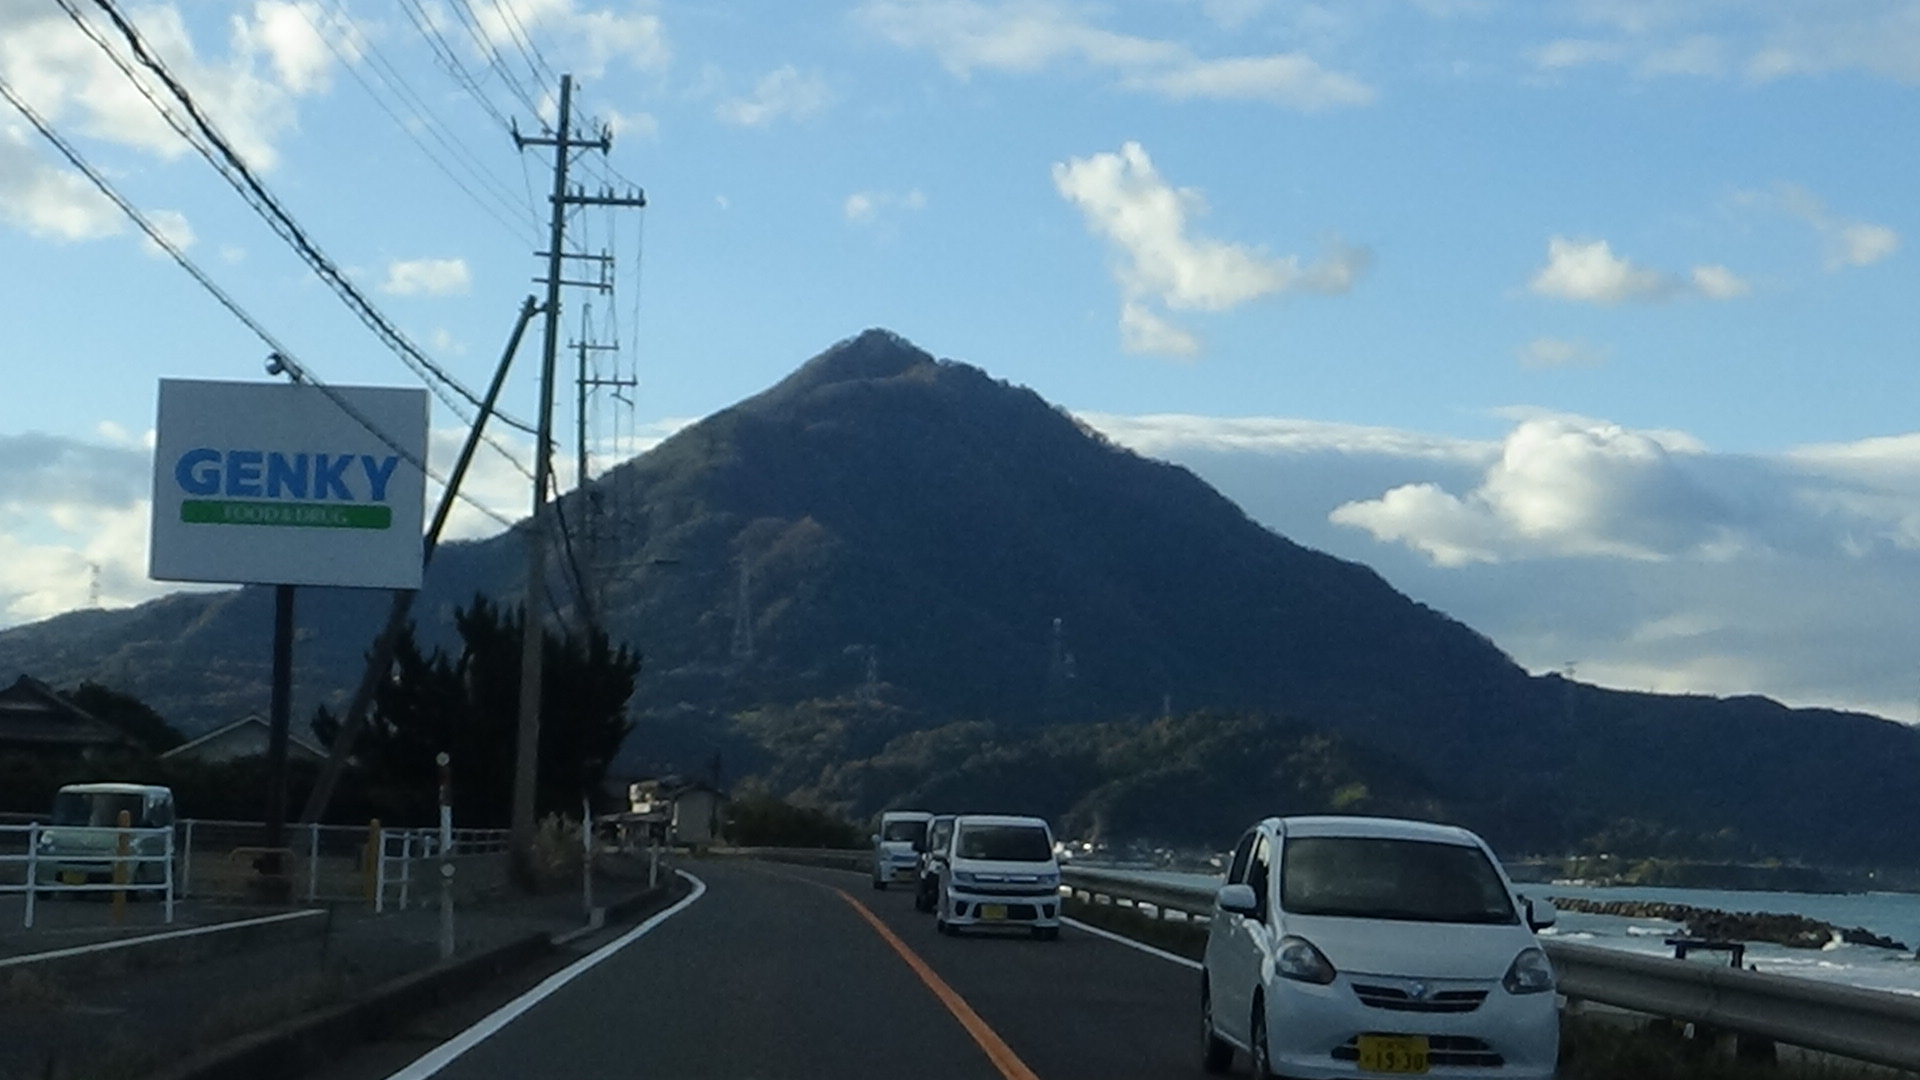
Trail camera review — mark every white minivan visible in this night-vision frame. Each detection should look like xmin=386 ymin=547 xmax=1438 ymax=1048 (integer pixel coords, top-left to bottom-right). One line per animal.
xmin=934 ymin=814 xmax=1062 ymax=940
xmin=35 ymin=783 xmax=177 ymax=890
xmin=871 ymin=809 xmax=933 ymax=890
xmin=1200 ymin=816 xmax=1558 ymax=1080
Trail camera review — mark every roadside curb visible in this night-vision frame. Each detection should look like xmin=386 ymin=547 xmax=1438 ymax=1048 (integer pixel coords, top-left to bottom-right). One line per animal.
xmin=142 ymin=880 xmax=682 ymax=1080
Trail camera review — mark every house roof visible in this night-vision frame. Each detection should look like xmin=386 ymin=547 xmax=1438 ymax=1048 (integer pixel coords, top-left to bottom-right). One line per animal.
xmin=159 ymin=714 xmax=326 ymax=760
xmin=0 ymin=676 xmax=133 ymax=749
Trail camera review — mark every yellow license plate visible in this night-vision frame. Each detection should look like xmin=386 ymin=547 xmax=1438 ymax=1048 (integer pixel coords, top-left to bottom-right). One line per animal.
xmin=1357 ymin=1035 xmax=1429 ymax=1074
xmin=980 ymin=904 xmax=1007 ymax=920
xmin=59 ymin=871 xmax=86 ymax=885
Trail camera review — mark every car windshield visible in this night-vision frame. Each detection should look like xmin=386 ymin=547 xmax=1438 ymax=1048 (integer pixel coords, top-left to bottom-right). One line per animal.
xmin=881 ymin=820 xmax=925 ymax=842
xmin=51 ymin=792 xmax=146 ymax=827
xmin=956 ymin=824 xmax=1050 ymax=861
xmin=1281 ymin=836 xmax=1517 ymax=924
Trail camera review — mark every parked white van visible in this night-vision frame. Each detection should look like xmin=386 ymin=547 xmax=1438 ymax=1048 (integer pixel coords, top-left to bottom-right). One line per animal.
xmin=1200 ymin=815 xmax=1558 ymax=1080
xmin=35 ymin=783 xmax=177 ymax=890
xmin=933 ymin=814 xmax=1062 ymax=940
xmin=871 ymin=809 xmax=933 ymax=890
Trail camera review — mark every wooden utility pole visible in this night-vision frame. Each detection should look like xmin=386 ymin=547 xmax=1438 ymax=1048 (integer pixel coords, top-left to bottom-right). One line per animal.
xmin=510 ymin=75 xmax=645 ymax=865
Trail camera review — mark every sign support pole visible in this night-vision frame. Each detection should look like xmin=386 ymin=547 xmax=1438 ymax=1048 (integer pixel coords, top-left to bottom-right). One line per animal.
xmin=262 ymin=582 xmax=295 ymax=897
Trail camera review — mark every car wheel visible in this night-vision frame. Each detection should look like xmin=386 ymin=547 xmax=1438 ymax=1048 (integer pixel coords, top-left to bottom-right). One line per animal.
xmin=914 ymin=883 xmax=933 ymax=913
xmin=872 ymin=876 xmax=886 ymax=890
xmin=1250 ymin=1001 xmax=1275 ymax=1080
xmin=1200 ymin=981 xmax=1233 ymax=1074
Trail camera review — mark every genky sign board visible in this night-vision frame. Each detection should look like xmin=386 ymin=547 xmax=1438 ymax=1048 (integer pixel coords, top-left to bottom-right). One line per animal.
xmin=150 ymin=380 xmax=429 ymax=589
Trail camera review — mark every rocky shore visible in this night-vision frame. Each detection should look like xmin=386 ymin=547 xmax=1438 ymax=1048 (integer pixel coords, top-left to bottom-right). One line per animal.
xmin=1550 ymin=897 xmax=1910 ymax=952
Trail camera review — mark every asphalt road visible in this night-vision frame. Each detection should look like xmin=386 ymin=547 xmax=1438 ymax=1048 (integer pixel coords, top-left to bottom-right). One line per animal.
xmin=374 ymin=859 xmax=1207 ymax=1080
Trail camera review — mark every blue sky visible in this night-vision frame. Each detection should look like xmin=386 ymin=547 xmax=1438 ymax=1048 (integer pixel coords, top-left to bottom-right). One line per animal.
xmin=4 ymin=0 xmax=1920 ymax=718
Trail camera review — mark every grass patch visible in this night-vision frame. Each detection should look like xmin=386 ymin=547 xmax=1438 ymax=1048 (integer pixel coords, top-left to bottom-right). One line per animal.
xmin=1559 ymin=1015 xmax=1914 ymax=1079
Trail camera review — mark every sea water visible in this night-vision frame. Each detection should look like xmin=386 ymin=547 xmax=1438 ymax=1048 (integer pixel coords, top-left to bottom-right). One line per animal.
xmin=1084 ymin=868 xmax=1920 ymax=996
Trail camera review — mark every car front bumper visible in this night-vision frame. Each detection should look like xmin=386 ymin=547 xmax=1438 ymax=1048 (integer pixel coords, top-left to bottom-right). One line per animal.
xmin=1262 ymin=976 xmax=1558 ymax=1080
xmin=944 ymin=885 xmax=1061 ymax=928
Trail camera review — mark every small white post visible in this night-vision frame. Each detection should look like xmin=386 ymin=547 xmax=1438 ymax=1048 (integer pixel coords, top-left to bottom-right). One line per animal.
xmin=24 ymin=823 xmax=38 ymax=929
xmin=375 ymin=831 xmax=388 ymax=914
xmin=438 ymin=751 xmax=454 ymax=960
xmin=581 ymin=797 xmax=594 ymax=918
xmin=399 ymin=833 xmax=413 ymax=910
xmin=163 ymin=826 xmax=176 ymax=924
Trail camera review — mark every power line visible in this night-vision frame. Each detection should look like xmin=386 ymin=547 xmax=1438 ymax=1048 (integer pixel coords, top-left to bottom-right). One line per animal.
xmin=297 ymin=2 xmax=539 ymax=244
xmin=84 ymin=0 xmax=543 ymax=459
xmin=484 ymin=0 xmax=559 ymax=91
xmin=396 ymin=0 xmax=517 ymax=132
xmin=445 ymin=0 xmax=544 ymax=119
xmin=0 ymin=71 xmax=518 ymax=530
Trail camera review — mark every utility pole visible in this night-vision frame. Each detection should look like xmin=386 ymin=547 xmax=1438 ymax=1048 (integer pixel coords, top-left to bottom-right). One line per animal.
xmin=509 ymin=75 xmax=645 ymax=869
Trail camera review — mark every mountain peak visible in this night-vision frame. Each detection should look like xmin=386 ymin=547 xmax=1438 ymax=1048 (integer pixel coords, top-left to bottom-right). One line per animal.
xmin=786 ymin=328 xmax=938 ymax=389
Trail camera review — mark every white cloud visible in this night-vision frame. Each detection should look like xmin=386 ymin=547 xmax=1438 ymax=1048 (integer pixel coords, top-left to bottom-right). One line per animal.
xmin=1119 ymin=300 xmax=1201 ymax=359
xmin=1750 ymin=184 xmax=1902 ymax=271
xmin=1689 ymin=263 xmax=1749 ymax=299
xmin=1519 ymin=337 xmax=1608 ymax=369
xmin=382 ymin=257 xmax=471 ymax=297
xmin=0 ymin=0 xmax=345 ymax=173
xmin=1082 ymin=409 xmax=1920 ymax=716
xmin=844 ymin=187 xmax=927 ymax=224
xmin=1528 ymin=237 xmax=1673 ymax=304
xmin=1529 ymin=236 xmax=1745 ymax=305
xmin=1527 ymin=5 xmax=1920 ymax=88
xmin=603 ymin=108 xmax=659 ymax=140
xmin=1125 ymin=53 xmax=1376 ymax=109
xmin=463 ymin=0 xmax=670 ymax=79
xmin=1053 ymin=141 xmax=1369 ymax=356
xmin=1528 ymin=37 xmax=1624 ymax=70
xmin=0 ymin=127 xmax=121 ymax=241
xmin=1330 ymin=414 xmax=1739 ymax=565
xmin=715 ymin=66 xmax=831 ymax=127
xmin=139 ymin=208 xmax=195 ymax=257
xmin=856 ymin=0 xmax=1373 ymax=110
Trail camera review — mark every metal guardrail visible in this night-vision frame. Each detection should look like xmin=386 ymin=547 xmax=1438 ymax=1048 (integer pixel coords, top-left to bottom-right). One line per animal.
xmin=1050 ymin=867 xmax=1920 ymax=1072
xmin=0 ymin=822 xmax=177 ymax=927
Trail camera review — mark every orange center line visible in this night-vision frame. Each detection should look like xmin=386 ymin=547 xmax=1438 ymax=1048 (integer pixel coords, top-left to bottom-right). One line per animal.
xmin=835 ymin=888 xmax=1044 ymax=1080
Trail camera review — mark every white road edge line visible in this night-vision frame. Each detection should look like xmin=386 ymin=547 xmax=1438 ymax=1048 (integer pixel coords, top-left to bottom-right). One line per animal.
xmin=0 ymin=909 xmax=322 ymax=968
xmin=1062 ymin=916 xmax=1203 ymax=971
xmin=381 ymin=870 xmax=708 ymax=1080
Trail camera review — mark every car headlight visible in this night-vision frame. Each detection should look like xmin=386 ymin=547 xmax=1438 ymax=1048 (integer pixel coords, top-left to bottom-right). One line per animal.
xmin=1274 ymin=935 xmax=1337 ymax=985
xmin=951 ymin=870 xmax=977 ymax=885
xmin=1503 ymin=947 xmax=1555 ymax=995
xmin=1037 ymin=871 xmax=1060 ymax=887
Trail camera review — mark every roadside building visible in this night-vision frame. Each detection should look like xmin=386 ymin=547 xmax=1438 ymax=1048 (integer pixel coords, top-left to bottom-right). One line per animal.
xmin=158 ymin=714 xmax=326 ymax=765
xmin=626 ymin=777 xmax=728 ymax=849
xmin=0 ymin=675 xmax=138 ymax=759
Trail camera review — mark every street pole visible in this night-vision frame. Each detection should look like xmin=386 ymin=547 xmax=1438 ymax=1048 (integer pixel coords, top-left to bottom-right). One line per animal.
xmin=508 ymin=75 xmax=644 ymax=871
xmin=298 ymin=296 xmax=540 ymax=825
xmin=509 ymin=73 xmax=575 ymax=869
xmin=261 ymin=582 xmax=295 ymax=899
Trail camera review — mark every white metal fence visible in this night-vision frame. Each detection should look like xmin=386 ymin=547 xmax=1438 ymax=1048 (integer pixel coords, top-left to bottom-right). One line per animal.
xmin=0 ymin=822 xmax=176 ymax=927
xmin=370 ymin=826 xmax=512 ymax=913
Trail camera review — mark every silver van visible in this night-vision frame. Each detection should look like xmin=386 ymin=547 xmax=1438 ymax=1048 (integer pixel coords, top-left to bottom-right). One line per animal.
xmin=34 ymin=783 xmax=176 ymax=889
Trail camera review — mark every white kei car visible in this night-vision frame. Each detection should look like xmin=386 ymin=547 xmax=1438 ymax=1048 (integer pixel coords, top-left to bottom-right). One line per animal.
xmin=934 ymin=814 xmax=1062 ymax=939
xmin=871 ymin=810 xmax=933 ymax=890
xmin=1200 ymin=816 xmax=1559 ymax=1080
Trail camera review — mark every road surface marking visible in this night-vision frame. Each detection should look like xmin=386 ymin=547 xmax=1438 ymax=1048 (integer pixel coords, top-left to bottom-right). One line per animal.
xmin=381 ymin=871 xmax=707 ymax=1080
xmin=836 ymin=888 xmax=1043 ymax=1080
xmin=0 ymin=908 xmax=322 ymax=969
xmin=1061 ymin=916 xmax=1203 ymax=970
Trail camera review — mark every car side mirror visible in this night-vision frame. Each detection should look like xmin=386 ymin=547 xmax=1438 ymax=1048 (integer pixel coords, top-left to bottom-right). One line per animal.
xmin=870 ymin=833 xmax=880 ymax=845
xmin=1525 ymin=897 xmax=1557 ymax=931
xmin=1217 ymin=882 xmax=1260 ymax=917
